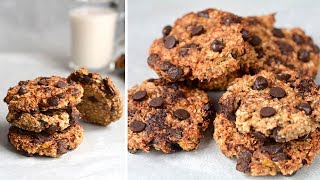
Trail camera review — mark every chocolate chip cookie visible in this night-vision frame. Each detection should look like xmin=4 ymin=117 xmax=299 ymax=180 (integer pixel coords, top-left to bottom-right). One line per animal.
xmin=214 ymin=113 xmax=320 ymax=176
xmin=8 ymin=123 xmax=84 ymax=158
xmin=6 ymin=107 xmax=81 ymax=133
xmin=242 ymin=17 xmax=320 ymax=77
xmin=219 ymin=70 xmax=320 ymax=142
xmin=4 ymin=76 xmax=83 ymax=112
xmin=128 ymin=78 xmax=214 ymax=153
xmin=68 ymin=68 xmax=123 ymax=126
xmin=148 ymin=8 xmax=257 ymax=90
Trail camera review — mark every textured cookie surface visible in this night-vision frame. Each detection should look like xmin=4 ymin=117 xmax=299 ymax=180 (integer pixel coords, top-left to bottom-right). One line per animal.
xmin=4 ymin=76 xmax=83 ymax=112
xmin=242 ymin=16 xmax=320 ymax=77
xmin=7 ymin=107 xmax=81 ymax=133
xmin=148 ymin=8 xmax=255 ymax=90
xmin=8 ymin=123 xmax=84 ymax=158
xmin=128 ymin=79 xmax=214 ymax=153
xmin=68 ymin=68 xmax=123 ymax=126
xmin=220 ymin=70 xmax=320 ymax=142
xmin=214 ymin=114 xmax=320 ymax=176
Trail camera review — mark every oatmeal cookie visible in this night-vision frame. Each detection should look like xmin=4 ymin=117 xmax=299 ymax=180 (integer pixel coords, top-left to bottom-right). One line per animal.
xmin=128 ymin=78 xmax=214 ymax=153
xmin=6 ymin=107 xmax=81 ymax=133
xmin=4 ymin=76 xmax=83 ymax=112
xmin=214 ymin=113 xmax=320 ymax=176
xmin=68 ymin=68 xmax=123 ymax=126
xmin=219 ymin=70 xmax=320 ymax=142
xmin=8 ymin=123 xmax=84 ymax=158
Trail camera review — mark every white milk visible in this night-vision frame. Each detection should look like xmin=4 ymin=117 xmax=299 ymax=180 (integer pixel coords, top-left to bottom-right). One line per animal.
xmin=70 ymin=7 xmax=117 ymax=69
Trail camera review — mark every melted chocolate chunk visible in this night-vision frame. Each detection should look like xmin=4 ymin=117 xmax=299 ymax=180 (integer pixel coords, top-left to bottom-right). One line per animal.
xmin=297 ymin=103 xmax=312 ymax=115
xmin=236 ymin=149 xmax=252 ymax=173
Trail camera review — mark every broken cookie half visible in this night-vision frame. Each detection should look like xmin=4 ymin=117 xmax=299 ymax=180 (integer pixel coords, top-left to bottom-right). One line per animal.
xmin=68 ymin=68 xmax=123 ymax=126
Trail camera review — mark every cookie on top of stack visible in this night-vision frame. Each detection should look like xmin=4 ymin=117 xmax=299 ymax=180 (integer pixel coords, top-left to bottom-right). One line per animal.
xmin=4 ymin=76 xmax=84 ymax=158
xmin=128 ymin=8 xmax=320 ymax=176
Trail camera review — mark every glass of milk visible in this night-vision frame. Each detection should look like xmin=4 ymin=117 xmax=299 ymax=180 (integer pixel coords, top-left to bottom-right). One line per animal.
xmin=69 ymin=0 xmax=119 ymax=71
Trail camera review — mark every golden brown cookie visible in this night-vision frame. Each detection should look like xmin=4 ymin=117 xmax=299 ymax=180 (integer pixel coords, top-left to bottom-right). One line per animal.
xmin=128 ymin=78 xmax=214 ymax=153
xmin=7 ymin=107 xmax=81 ymax=133
xmin=68 ymin=68 xmax=123 ymax=126
xmin=220 ymin=70 xmax=320 ymax=142
xmin=214 ymin=113 xmax=320 ymax=176
xmin=4 ymin=76 xmax=83 ymax=112
xmin=8 ymin=123 xmax=84 ymax=158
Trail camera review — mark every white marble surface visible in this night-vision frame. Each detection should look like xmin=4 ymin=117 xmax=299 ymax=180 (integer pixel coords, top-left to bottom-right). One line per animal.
xmin=128 ymin=0 xmax=320 ymax=179
xmin=0 ymin=1 xmax=125 ymax=179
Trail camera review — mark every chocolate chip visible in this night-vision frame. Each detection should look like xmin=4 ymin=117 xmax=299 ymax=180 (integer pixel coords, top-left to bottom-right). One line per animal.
xmin=297 ymin=103 xmax=312 ymax=115
xmin=236 ymin=149 xmax=252 ymax=173
xmin=56 ymin=81 xmax=67 ymax=88
xmin=276 ymin=73 xmax=291 ymax=82
xmin=221 ymin=14 xmax=241 ymax=25
xmin=292 ymin=33 xmax=305 ymax=45
xmin=46 ymin=125 xmax=59 ymax=135
xmin=162 ymin=25 xmax=172 ymax=37
xmin=103 ymin=79 xmax=115 ymax=96
xmin=57 ymin=139 xmax=68 ymax=155
xmin=47 ymin=96 xmax=60 ymax=106
xmin=164 ymin=35 xmax=177 ymax=49
xmin=191 ymin=25 xmax=205 ymax=36
xmin=18 ymin=81 xmax=28 ymax=85
xmin=312 ymin=44 xmax=320 ymax=54
xmin=17 ymin=86 xmax=28 ymax=95
xmin=71 ymin=88 xmax=81 ymax=96
xmin=81 ymin=75 xmax=93 ymax=85
xmin=241 ymin=29 xmax=251 ymax=41
xmin=147 ymin=53 xmax=161 ymax=67
xmin=261 ymin=143 xmax=284 ymax=154
xmin=173 ymin=109 xmax=190 ymax=120
xmin=271 ymin=152 xmax=288 ymax=162
xmin=149 ymin=97 xmax=164 ymax=108
xmin=132 ymin=90 xmax=147 ymax=101
xmin=297 ymin=79 xmax=312 ymax=93
xmin=272 ymin=28 xmax=285 ymax=38
xmin=249 ymin=35 xmax=261 ymax=46
xmin=167 ymin=66 xmax=183 ymax=81
xmin=129 ymin=121 xmax=146 ymax=132
xmin=68 ymin=108 xmax=81 ymax=124
xmin=211 ymin=39 xmax=225 ymax=52
xmin=298 ymin=49 xmax=310 ymax=62
xmin=252 ymin=131 xmax=268 ymax=143
xmin=179 ymin=48 xmax=189 ymax=57
xmin=272 ymin=127 xmax=286 ymax=143
xmin=260 ymin=107 xmax=276 ymax=117
xmin=270 ymin=87 xmax=286 ymax=99
xmin=38 ymin=79 xmax=48 ymax=86
xmin=179 ymin=43 xmax=201 ymax=57
xmin=225 ymin=112 xmax=236 ymax=122
xmin=255 ymin=48 xmax=264 ymax=59
xmin=252 ymin=76 xmax=268 ymax=90
xmin=276 ymin=41 xmax=294 ymax=55
xmin=56 ymin=92 xmax=66 ymax=99
xmin=197 ymin=10 xmax=209 ymax=18
xmin=88 ymin=96 xmax=99 ymax=102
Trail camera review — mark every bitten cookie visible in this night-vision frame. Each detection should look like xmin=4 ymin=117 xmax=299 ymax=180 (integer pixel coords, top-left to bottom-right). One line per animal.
xmin=4 ymin=76 xmax=83 ymax=112
xmin=68 ymin=68 xmax=123 ymax=126
xmin=8 ymin=123 xmax=84 ymax=158
xmin=219 ymin=70 xmax=320 ymax=142
xmin=242 ymin=16 xmax=320 ymax=77
xmin=128 ymin=78 xmax=214 ymax=153
xmin=214 ymin=113 xmax=320 ymax=176
xmin=7 ymin=107 xmax=81 ymax=133
xmin=148 ymin=8 xmax=256 ymax=90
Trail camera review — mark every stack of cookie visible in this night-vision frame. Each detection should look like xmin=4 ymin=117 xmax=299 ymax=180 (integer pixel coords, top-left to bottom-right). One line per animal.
xmin=128 ymin=8 xmax=320 ymax=176
xmin=4 ymin=76 xmax=85 ymax=157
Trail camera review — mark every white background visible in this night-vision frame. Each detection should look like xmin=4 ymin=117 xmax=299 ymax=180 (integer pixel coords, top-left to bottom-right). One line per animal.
xmin=127 ymin=0 xmax=320 ymax=179
xmin=0 ymin=0 xmax=125 ymax=180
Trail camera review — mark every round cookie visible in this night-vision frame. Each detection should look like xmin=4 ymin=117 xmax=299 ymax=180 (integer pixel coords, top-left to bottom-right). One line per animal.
xmin=242 ymin=17 xmax=320 ymax=77
xmin=7 ymin=107 xmax=81 ymax=133
xmin=68 ymin=68 xmax=123 ymax=126
xmin=8 ymin=123 xmax=84 ymax=158
xmin=4 ymin=76 xmax=83 ymax=112
xmin=214 ymin=113 xmax=320 ymax=176
xmin=219 ymin=70 xmax=320 ymax=142
xmin=148 ymin=8 xmax=257 ymax=90
xmin=128 ymin=78 xmax=214 ymax=153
